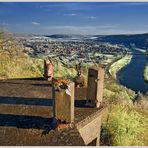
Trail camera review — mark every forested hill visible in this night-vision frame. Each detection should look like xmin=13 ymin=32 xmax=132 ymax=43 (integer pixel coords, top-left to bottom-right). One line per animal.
xmin=94 ymin=33 xmax=148 ymax=49
xmin=44 ymin=33 xmax=148 ymax=49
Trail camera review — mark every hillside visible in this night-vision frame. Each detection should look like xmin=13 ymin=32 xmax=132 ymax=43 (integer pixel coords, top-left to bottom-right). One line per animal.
xmin=94 ymin=33 xmax=148 ymax=49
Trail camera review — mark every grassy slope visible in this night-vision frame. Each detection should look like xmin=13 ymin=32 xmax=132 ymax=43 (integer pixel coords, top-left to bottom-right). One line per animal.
xmin=101 ymin=104 xmax=148 ymax=146
xmin=0 ymin=54 xmax=43 ymax=79
xmin=0 ymin=54 xmax=78 ymax=80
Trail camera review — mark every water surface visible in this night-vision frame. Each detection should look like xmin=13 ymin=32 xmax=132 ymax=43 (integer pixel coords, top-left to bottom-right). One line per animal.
xmin=117 ymin=49 xmax=148 ymax=94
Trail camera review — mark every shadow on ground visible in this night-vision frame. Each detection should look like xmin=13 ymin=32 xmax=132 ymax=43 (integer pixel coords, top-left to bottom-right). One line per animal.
xmin=0 ymin=114 xmax=58 ymax=134
xmin=0 ymin=96 xmax=88 ymax=108
xmin=0 ymin=96 xmax=53 ymax=106
xmin=3 ymin=77 xmax=46 ymax=81
xmin=0 ymin=77 xmax=52 ymax=86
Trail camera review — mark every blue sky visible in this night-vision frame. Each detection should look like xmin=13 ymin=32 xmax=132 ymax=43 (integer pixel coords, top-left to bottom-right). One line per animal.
xmin=0 ymin=2 xmax=148 ymax=35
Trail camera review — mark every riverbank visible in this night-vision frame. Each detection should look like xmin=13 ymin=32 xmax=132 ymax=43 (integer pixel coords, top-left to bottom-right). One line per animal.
xmin=109 ymin=54 xmax=132 ymax=79
xmin=144 ymin=63 xmax=148 ymax=82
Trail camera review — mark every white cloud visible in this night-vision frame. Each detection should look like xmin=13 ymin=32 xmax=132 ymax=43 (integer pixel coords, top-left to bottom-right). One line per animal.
xmin=87 ymin=16 xmax=96 ymax=19
xmin=64 ymin=13 xmax=78 ymax=16
xmin=32 ymin=22 xmax=40 ymax=25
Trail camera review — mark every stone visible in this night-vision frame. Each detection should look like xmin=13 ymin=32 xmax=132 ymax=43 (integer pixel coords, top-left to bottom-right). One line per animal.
xmin=52 ymin=79 xmax=74 ymax=123
xmin=87 ymin=66 xmax=105 ymax=108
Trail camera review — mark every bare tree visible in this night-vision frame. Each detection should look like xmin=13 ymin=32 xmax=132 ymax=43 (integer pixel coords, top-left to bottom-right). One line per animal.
xmin=76 ymin=62 xmax=82 ymax=76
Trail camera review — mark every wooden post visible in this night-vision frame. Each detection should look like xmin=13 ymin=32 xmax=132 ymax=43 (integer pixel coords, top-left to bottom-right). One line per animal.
xmin=43 ymin=59 xmax=54 ymax=81
xmin=52 ymin=80 xmax=74 ymax=123
xmin=86 ymin=66 xmax=105 ymax=108
xmin=43 ymin=60 xmax=47 ymax=77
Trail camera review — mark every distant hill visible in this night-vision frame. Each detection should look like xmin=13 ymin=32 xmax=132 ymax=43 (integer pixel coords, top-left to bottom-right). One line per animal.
xmin=94 ymin=33 xmax=148 ymax=49
xmin=44 ymin=34 xmax=87 ymax=41
xmin=45 ymin=34 xmax=85 ymax=38
xmin=45 ymin=34 xmax=72 ymax=39
xmin=13 ymin=32 xmax=148 ymax=49
xmin=45 ymin=33 xmax=148 ymax=49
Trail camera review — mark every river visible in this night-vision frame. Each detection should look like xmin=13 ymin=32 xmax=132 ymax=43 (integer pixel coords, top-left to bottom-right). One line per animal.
xmin=117 ymin=48 xmax=148 ymax=94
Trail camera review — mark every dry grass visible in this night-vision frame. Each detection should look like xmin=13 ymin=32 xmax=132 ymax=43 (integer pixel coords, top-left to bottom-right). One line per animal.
xmin=0 ymin=54 xmax=43 ymax=79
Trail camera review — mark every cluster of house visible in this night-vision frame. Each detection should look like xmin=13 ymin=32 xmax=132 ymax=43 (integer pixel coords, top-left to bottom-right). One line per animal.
xmin=22 ymin=39 xmax=127 ymax=64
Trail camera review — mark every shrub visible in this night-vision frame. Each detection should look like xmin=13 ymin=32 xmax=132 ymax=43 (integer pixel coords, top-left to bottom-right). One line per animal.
xmin=103 ymin=78 xmax=136 ymax=105
xmin=134 ymin=92 xmax=148 ymax=109
xmin=101 ymin=104 xmax=148 ymax=146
